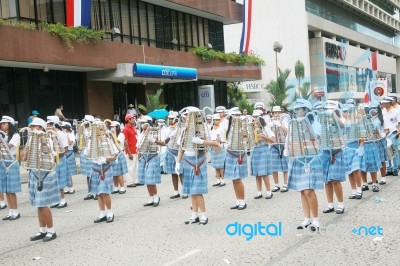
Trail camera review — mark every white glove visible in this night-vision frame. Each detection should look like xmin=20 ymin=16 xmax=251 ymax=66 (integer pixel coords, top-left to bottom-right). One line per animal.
xmin=147 ymin=136 xmax=156 ymax=143
xmin=356 ymin=146 xmax=364 ymax=156
xmin=192 ymin=136 xmax=204 ymax=144
xmin=274 ymin=120 xmax=281 ymax=127
xmin=175 ymin=162 xmax=181 ymax=174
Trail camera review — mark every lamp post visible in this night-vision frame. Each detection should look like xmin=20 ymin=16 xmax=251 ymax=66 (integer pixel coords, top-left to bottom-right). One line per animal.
xmin=273 ymin=42 xmax=283 ymax=81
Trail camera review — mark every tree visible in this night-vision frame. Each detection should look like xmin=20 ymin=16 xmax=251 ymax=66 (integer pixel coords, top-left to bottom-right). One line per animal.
xmin=295 ymin=60 xmax=305 ymax=89
xmin=265 ymin=68 xmax=294 ymax=108
xmin=292 ymin=82 xmax=313 ymax=102
xmin=227 ymin=82 xmax=253 ymax=113
xmin=138 ymin=88 xmax=167 ymax=114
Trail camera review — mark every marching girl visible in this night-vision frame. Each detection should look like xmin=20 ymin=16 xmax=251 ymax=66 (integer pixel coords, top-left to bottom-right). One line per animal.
xmin=210 ymin=114 xmax=227 ymax=187
xmin=86 ymin=121 xmax=118 ymax=223
xmin=251 ymin=110 xmax=275 ymax=199
xmin=110 ymin=121 xmax=128 ymax=194
xmin=80 ymin=115 xmax=96 ymax=200
xmin=285 ymin=99 xmax=324 ymax=231
xmin=137 ymin=116 xmax=164 ymax=207
xmin=0 ymin=116 xmax=21 ymax=221
xmin=23 ymin=118 xmax=60 ymax=242
xmin=175 ymin=107 xmax=219 ymax=225
xmin=61 ymin=122 xmax=77 ymax=194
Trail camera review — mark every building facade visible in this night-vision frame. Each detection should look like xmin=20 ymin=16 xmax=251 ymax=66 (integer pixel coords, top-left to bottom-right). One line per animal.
xmin=225 ymin=0 xmax=400 ymax=107
xmin=0 ymin=0 xmax=261 ymax=125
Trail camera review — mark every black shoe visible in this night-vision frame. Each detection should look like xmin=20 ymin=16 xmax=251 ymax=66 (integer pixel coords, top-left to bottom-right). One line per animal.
xmin=281 ymin=186 xmax=289 ymax=193
xmin=119 ymin=190 xmax=126 ymax=194
xmin=336 ymin=206 xmax=345 ymax=214
xmin=68 ymin=189 xmax=75 ymax=194
xmin=230 ymin=205 xmax=239 ymax=210
xmin=237 ymin=203 xmax=247 ymax=210
xmin=182 ymin=194 xmax=189 ymax=199
xmin=64 ymin=190 xmax=70 ymax=194
xmin=135 ymin=183 xmax=144 ymax=186
xmin=94 ymin=216 xmax=107 ymax=223
xmin=57 ymin=203 xmax=67 ymax=209
xmin=184 ymin=217 xmax=199 ymax=224
xmin=361 ymin=185 xmax=369 ymax=191
xmin=367 ymin=181 xmax=373 ymax=185
xmin=297 ymin=223 xmax=311 ymax=230
xmin=254 ymin=194 xmax=263 ymax=199
xmin=9 ymin=213 xmax=21 ymax=220
xmin=393 ymin=171 xmax=398 ymax=176
xmin=355 ymin=192 xmax=363 ymax=199
xmin=170 ymin=194 xmax=181 ymax=199
xmin=309 ymin=224 xmax=319 ymax=232
xmin=272 ymin=186 xmax=280 ymax=192
xmin=43 ymin=232 xmax=57 ymax=242
xmin=50 ymin=203 xmax=60 ymax=208
xmin=127 ymin=184 xmax=136 ymax=188
xmin=2 ymin=215 xmax=11 ymax=221
xmin=84 ymin=194 xmax=94 ymax=200
xmin=153 ymin=198 xmax=160 ymax=207
xmin=30 ymin=232 xmax=47 ymax=241
xmin=106 ymin=215 xmax=114 ymax=223
xmin=94 ymin=195 xmax=98 ymax=200
xmin=379 ymin=180 xmax=386 ymax=185
xmin=212 ymin=182 xmax=221 ymax=187
xmin=218 ymin=182 xmax=226 ymax=187
xmin=265 ymin=194 xmax=273 ymax=199
xmin=199 ymin=218 xmax=208 ymax=225
xmin=386 ymin=171 xmax=393 ymax=176
xmin=143 ymin=202 xmax=154 ymax=207
xmin=111 ymin=190 xmax=119 ymax=194
xmin=323 ymin=207 xmax=335 ymax=213
xmin=349 ymin=194 xmax=356 ymax=199
xmin=0 ymin=204 xmax=7 ymax=210
xmin=372 ymin=185 xmax=379 ymax=192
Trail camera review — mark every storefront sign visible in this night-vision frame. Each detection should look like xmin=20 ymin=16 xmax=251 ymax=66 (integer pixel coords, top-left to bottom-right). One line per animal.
xmin=133 ymin=63 xmax=197 ymax=80
xmin=325 ymin=42 xmax=346 ymax=61
xmin=198 ymin=85 xmax=215 ymax=110
xmin=313 ymin=91 xmax=324 ymax=97
xmin=243 ymin=82 xmax=264 ymax=92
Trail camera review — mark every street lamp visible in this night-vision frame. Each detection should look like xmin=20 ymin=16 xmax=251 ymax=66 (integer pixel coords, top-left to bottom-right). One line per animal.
xmin=273 ymin=42 xmax=283 ymax=81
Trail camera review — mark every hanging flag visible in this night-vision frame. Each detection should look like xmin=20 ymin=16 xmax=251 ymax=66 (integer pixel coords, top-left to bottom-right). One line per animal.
xmin=363 ymin=69 xmax=373 ymax=103
xmin=239 ymin=0 xmax=253 ymax=54
xmin=371 ymin=51 xmax=378 ymax=71
xmin=66 ymin=0 xmax=91 ymax=28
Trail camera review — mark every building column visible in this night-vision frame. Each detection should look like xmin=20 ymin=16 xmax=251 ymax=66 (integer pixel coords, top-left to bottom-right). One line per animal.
xmin=396 ymin=57 xmax=400 ymax=93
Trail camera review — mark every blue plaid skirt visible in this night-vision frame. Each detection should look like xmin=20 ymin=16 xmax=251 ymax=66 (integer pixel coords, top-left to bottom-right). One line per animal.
xmin=56 ymin=155 xmax=68 ymax=189
xmin=138 ymin=153 xmax=161 ymax=185
xmin=81 ymin=151 xmax=93 ymax=177
xmin=224 ymin=150 xmax=248 ymax=180
xmin=182 ymin=153 xmax=208 ymax=195
xmin=287 ymin=157 xmax=324 ymax=191
xmin=250 ymin=144 xmax=271 ymax=176
xmin=0 ymin=161 xmax=21 ymax=193
xmin=270 ymin=144 xmax=288 ymax=172
xmin=344 ymin=141 xmax=361 ymax=175
xmin=164 ymin=148 xmax=181 ymax=174
xmin=320 ymin=149 xmax=347 ymax=183
xmin=89 ymin=163 xmax=114 ymax=194
xmin=28 ymin=170 xmax=60 ymax=207
xmin=112 ymin=152 xmax=129 ymax=176
xmin=360 ymin=141 xmax=381 ymax=173
xmin=210 ymin=147 xmax=226 ymax=169
xmin=65 ymin=150 xmax=77 ymax=177
xmin=377 ymin=138 xmax=388 ymax=163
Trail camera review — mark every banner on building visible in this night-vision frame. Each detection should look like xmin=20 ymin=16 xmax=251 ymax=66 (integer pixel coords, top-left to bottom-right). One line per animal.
xmin=66 ymin=0 xmax=91 ymax=28
xmin=239 ymin=0 xmax=252 ymax=54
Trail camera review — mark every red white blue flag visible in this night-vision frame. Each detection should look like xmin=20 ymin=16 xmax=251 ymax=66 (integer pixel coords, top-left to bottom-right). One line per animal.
xmin=239 ymin=0 xmax=252 ymax=54
xmin=66 ymin=0 xmax=91 ymax=28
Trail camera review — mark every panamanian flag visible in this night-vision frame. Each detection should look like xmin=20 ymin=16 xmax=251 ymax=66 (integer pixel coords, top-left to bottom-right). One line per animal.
xmin=239 ymin=0 xmax=252 ymax=54
xmin=66 ymin=0 xmax=91 ymax=28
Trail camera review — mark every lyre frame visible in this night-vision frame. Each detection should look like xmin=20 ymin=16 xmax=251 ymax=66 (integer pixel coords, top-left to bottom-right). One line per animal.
xmin=0 ymin=132 xmax=16 ymax=163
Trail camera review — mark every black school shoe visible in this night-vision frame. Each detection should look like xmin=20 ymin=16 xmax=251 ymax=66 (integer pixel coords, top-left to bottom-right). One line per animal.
xmin=30 ymin=232 xmax=47 ymax=241
xmin=361 ymin=185 xmax=369 ymax=191
xmin=43 ymin=232 xmax=57 ymax=242
xmin=322 ymin=207 xmax=335 ymax=213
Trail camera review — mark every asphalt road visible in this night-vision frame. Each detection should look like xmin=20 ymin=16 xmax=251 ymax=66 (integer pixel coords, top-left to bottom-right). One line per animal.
xmin=0 ymin=160 xmax=399 ymax=265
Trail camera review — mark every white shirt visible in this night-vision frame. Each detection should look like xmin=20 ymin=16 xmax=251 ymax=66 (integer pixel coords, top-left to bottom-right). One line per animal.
xmin=127 ymin=108 xmax=137 ymax=115
xmin=4 ymin=133 xmax=20 ymax=156
xmin=57 ymin=130 xmax=69 ymax=151
xmin=66 ymin=131 xmax=75 ymax=151
xmin=117 ymin=132 xmax=125 ymax=151
xmin=382 ymin=108 xmax=400 ymax=132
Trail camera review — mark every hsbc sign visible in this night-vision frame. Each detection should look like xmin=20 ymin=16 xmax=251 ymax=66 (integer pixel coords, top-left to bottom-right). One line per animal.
xmin=325 ymin=42 xmax=346 ymax=61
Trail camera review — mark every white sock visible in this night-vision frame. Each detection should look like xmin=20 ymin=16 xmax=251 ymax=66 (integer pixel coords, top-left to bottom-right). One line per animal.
xmin=257 ymin=191 xmax=262 ymax=196
xmin=239 ymin=199 xmax=245 ymax=206
xmin=147 ymin=197 xmax=154 ymax=203
xmin=200 ymin=212 xmax=207 ymax=220
xmin=12 ymin=209 xmax=19 ymax=216
xmin=0 ymin=201 xmax=5 ymax=206
xmin=47 ymin=227 xmax=55 ymax=234
xmin=337 ymin=202 xmax=344 ymax=208
xmin=312 ymin=217 xmax=320 ymax=227
xmin=60 ymin=198 xmax=66 ymax=205
xmin=235 ymin=200 xmax=240 ymax=206
xmin=99 ymin=211 xmax=106 ymax=218
xmin=8 ymin=209 xmax=12 ymax=216
xmin=381 ymin=176 xmax=386 ymax=182
xmin=190 ymin=212 xmax=198 ymax=220
xmin=356 ymin=187 xmax=362 ymax=193
xmin=363 ymin=182 xmax=367 ymax=186
xmin=153 ymin=195 xmax=159 ymax=203
xmin=351 ymin=189 xmax=356 ymax=195
xmin=266 ymin=191 xmax=272 ymax=195
xmin=39 ymin=227 xmax=47 ymax=233
xmin=327 ymin=202 xmax=334 ymax=209
xmin=107 ymin=209 xmax=113 ymax=217
xmin=302 ymin=217 xmax=311 ymax=225
xmin=173 ymin=190 xmax=179 ymax=195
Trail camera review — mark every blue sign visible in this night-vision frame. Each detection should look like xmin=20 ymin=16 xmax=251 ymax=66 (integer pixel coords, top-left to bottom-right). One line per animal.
xmin=133 ymin=63 xmax=197 ymax=80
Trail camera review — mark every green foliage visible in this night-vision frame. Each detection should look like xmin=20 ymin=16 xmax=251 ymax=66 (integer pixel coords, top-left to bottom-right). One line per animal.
xmin=294 ymin=60 xmax=305 ymax=88
xmin=0 ymin=18 xmax=36 ymax=30
xmin=292 ymin=82 xmax=313 ymax=102
xmin=42 ymin=22 xmax=104 ymax=52
xmin=138 ymin=88 xmax=168 ymax=114
xmin=265 ymin=69 xmax=294 ymax=108
xmin=191 ymin=47 xmax=265 ymax=66
xmin=227 ymin=82 xmax=253 ymax=113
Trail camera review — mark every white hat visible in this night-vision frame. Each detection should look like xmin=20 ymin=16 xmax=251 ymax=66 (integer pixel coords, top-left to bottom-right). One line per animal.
xmin=111 ymin=121 xmax=120 ymax=127
xmin=47 ymin=116 xmax=60 ymax=124
xmin=341 ymin=104 xmax=350 ymax=112
xmin=212 ymin=114 xmax=221 ymax=120
xmin=381 ymin=97 xmax=392 ymax=104
xmin=294 ymin=99 xmax=312 ymax=111
xmin=346 ymin=99 xmax=356 ymax=105
xmin=325 ymin=100 xmax=339 ymax=110
xmin=168 ymin=111 xmax=178 ymax=119
xmin=0 ymin=116 xmax=15 ymax=125
xmin=254 ymin=102 xmax=265 ymax=109
xmin=313 ymin=101 xmax=325 ymax=110
xmin=206 ymin=114 xmax=212 ymax=120
xmin=30 ymin=117 xmax=47 ymax=130
xmin=61 ymin=122 xmax=72 ymax=128
xmin=252 ymin=110 xmax=263 ymax=117
xmin=157 ymin=119 xmax=165 ymax=123
xmin=230 ymin=108 xmax=242 ymax=115
xmin=139 ymin=115 xmax=152 ymax=123
xmin=128 ymin=104 xmax=134 ymax=108
xmin=272 ymin=106 xmax=281 ymax=112
xmin=84 ymin=115 xmax=95 ymax=122
xmin=215 ymin=106 xmax=226 ymax=113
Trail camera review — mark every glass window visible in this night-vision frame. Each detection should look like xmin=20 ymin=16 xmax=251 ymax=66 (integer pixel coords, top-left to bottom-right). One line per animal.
xmin=198 ymin=18 xmax=204 ymax=46
xmin=130 ymin=0 xmax=139 ymax=44
xmin=178 ymin=12 xmax=185 ymax=51
xmin=0 ymin=0 xmax=17 ymax=19
xmin=154 ymin=5 xmax=163 ymax=48
xmin=163 ymin=8 xmax=172 ymax=49
xmin=36 ymin=0 xmax=51 ymax=23
xmin=203 ymin=19 xmax=209 ymax=47
xmin=147 ymin=4 xmax=156 ymax=47
xmin=139 ymin=2 xmax=148 ymax=43
xmin=185 ymin=13 xmax=192 ymax=48
xmin=120 ymin=0 xmax=131 ymax=43
xmin=19 ymin=0 xmax=35 ymax=22
xmin=191 ymin=15 xmax=198 ymax=47
xmin=53 ymin=0 xmax=65 ymax=24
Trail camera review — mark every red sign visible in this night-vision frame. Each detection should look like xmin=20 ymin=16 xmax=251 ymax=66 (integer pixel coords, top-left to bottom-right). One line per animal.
xmin=374 ymin=87 xmax=384 ymax=96
xmin=314 ymin=91 xmax=325 ymax=97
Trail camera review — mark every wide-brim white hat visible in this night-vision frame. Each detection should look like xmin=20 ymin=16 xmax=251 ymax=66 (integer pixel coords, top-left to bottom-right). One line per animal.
xmin=0 ymin=115 xmax=15 ymax=125
xmin=30 ymin=117 xmax=47 ymax=130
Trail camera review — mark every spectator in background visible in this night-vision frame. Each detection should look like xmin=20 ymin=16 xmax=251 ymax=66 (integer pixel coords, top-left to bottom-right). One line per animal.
xmin=127 ymin=104 xmax=137 ymax=117
xmin=27 ymin=110 xmax=40 ymax=125
xmin=54 ymin=105 xmax=67 ymax=121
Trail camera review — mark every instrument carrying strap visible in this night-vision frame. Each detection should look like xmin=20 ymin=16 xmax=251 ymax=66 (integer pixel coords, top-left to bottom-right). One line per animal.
xmin=227 ymin=150 xmax=246 ymax=165
xmin=184 ymin=158 xmax=205 ymax=176
xmin=92 ymin=164 xmax=112 ymax=181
